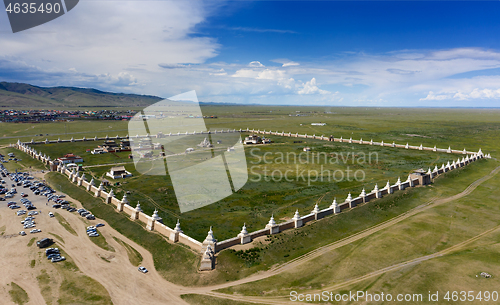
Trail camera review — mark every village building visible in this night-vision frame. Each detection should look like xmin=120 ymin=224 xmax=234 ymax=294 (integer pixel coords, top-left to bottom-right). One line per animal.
xmin=57 ymin=153 xmax=83 ymax=164
xmin=244 ymin=135 xmax=261 ymax=145
xmin=106 ymin=166 xmax=133 ymax=179
xmin=410 ymin=169 xmax=432 ymax=186
xmin=91 ymin=148 xmax=105 ymax=154
xmin=120 ymin=140 xmax=131 ymax=151
xmin=198 ymin=138 xmax=213 ymax=148
xmin=99 ymin=140 xmax=119 ymax=152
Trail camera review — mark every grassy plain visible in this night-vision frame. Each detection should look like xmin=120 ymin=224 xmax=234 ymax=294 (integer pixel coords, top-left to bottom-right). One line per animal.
xmin=112 ymin=237 xmax=143 ymax=266
xmin=181 ymin=294 xmax=256 ymax=305
xmin=217 ymin=158 xmax=500 ymax=298
xmin=88 ymin=229 xmax=115 ymax=252
xmin=3 ymin=106 xmax=500 ymax=291
xmin=8 ymin=282 xmax=29 ymax=305
xmin=35 ymin=247 xmax=112 ymax=305
xmin=22 ymin=129 xmax=455 ymax=241
xmin=54 ymin=212 xmax=77 ymax=236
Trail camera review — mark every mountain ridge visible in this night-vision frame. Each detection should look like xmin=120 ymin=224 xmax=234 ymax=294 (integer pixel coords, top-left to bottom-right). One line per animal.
xmin=0 ymin=81 xmax=163 ymax=108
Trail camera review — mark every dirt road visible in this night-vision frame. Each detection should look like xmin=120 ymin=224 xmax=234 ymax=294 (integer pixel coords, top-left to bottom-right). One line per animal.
xmin=179 ymin=164 xmax=500 ymax=303
xmin=0 ymin=176 xmax=189 ymax=305
xmin=1 ymin=164 xmax=499 ymax=305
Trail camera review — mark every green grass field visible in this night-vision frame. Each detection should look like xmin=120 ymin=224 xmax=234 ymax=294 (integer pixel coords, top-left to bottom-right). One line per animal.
xmin=8 ymin=282 xmax=29 ymax=305
xmin=181 ymin=294 xmax=256 ymax=305
xmin=54 ymin=212 xmax=77 ymax=236
xmin=88 ymin=229 xmax=115 ymax=252
xmin=3 ymin=106 xmax=500 ymax=292
xmin=217 ymin=158 xmax=500 ymax=298
xmin=34 ymin=247 xmax=112 ymax=305
xmin=24 ymin=129 xmax=455 ymax=241
xmin=112 ymin=237 xmax=143 ymax=266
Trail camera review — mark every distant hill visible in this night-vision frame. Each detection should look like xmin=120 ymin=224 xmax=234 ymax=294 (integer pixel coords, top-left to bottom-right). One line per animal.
xmin=0 ymin=82 xmax=163 ymax=108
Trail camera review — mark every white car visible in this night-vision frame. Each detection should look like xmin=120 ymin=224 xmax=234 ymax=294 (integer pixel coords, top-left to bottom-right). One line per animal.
xmin=138 ymin=266 xmax=148 ymax=273
xmin=48 ymin=212 xmax=54 ymax=217
xmin=19 ymin=231 xmax=26 ymax=236
xmin=30 ymin=229 xmax=41 ymax=234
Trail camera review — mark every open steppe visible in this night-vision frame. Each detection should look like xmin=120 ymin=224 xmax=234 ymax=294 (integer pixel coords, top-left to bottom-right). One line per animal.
xmin=2 ymin=107 xmax=500 ymax=304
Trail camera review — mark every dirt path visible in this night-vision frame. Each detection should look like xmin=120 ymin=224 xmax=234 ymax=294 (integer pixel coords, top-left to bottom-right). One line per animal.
xmin=0 ymin=174 xmax=189 ymax=305
xmin=83 ymin=162 xmax=133 ymax=169
xmin=45 ymin=188 xmax=190 ymax=305
xmin=2 ymin=160 xmax=498 ymax=305
xmin=177 ymin=164 xmax=500 ymax=302
xmin=199 ymin=224 xmax=500 ymax=305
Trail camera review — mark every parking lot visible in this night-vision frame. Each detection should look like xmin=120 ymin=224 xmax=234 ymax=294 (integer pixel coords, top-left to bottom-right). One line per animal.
xmin=0 ymin=154 xmax=186 ymax=305
xmin=1 ymin=162 xmax=99 ymax=241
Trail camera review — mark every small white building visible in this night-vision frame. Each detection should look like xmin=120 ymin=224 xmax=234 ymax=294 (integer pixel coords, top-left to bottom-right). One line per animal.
xmin=198 ymin=138 xmax=213 ymax=148
xmin=106 ymin=166 xmax=133 ymax=179
xmin=91 ymin=148 xmax=105 ymax=154
xmin=303 ymin=147 xmax=311 ymax=152
xmin=244 ymin=135 xmax=261 ymax=145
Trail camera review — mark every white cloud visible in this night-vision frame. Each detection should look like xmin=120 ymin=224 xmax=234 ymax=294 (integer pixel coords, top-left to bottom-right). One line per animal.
xmin=97 ymin=72 xmax=138 ymax=87
xmin=298 ymin=78 xmax=330 ymax=95
xmin=282 ymin=61 xmax=300 ymax=67
xmin=270 ymin=59 xmax=300 ymax=67
xmin=419 ymin=91 xmax=451 ymax=101
xmin=3 ymin=1 xmax=500 ymax=110
xmin=469 ymin=88 xmax=500 ymax=99
xmin=420 ymin=87 xmax=500 ymax=101
xmin=232 ymin=68 xmax=259 ymax=78
xmin=256 ymin=69 xmax=286 ymax=80
xmin=0 ymin=0 xmax=220 ymax=90
xmin=454 ymin=88 xmax=500 ymax=100
xmin=232 ymin=68 xmax=286 ymax=80
xmin=249 ymin=61 xmax=264 ymax=68
xmin=277 ymin=78 xmax=296 ymax=90
xmin=209 ymin=68 xmax=227 ymax=76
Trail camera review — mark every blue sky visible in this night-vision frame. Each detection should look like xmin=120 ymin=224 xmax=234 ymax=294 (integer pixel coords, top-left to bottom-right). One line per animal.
xmin=1 ymin=0 xmax=500 ymax=106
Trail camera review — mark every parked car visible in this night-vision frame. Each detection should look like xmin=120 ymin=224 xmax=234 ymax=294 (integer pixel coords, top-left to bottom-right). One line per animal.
xmin=51 ymin=256 xmax=66 ymax=263
xmin=138 ymin=266 xmax=148 ymax=273
xmin=47 ymin=253 xmax=61 ymax=260
xmin=49 ymin=212 xmax=54 ymax=217
xmin=19 ymin=231 xmax=26 ymax=236
xmin=30 ymin=229 xmax=41 ymax=234
xmin=45 ymin=248 xmax=59 ymax=255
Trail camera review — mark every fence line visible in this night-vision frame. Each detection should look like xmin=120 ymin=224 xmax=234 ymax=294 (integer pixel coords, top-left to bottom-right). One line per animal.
xmin=13 ymin=135 xmax=489 ymax=270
